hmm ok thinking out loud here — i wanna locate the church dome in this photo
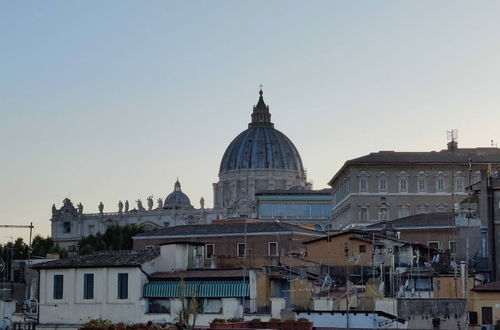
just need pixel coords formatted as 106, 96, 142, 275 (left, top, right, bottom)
164, 180, 193, 209
219, 89, 305, 174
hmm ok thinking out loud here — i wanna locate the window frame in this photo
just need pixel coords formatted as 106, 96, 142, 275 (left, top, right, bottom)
117, 273, 129, 300
205, 243, 215, 259
62, 222, 71, 233
359, 177, 368, 192
399, 178, 408, 193
359, 207, 368, 221
53, 274, 64, 300
237, 243, 246, 258
268, 242, 278, 257
83, 273, 94, 300
378, 177, 387, 192
428, 241, 440, 251
448, 241, 456, 255
436, 177, 445, 192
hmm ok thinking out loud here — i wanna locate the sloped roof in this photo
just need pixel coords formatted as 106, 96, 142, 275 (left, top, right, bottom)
366, 212, 456, 229
134, 222, 324, 239
32, 249, 159, 269
329, 147, 500, 185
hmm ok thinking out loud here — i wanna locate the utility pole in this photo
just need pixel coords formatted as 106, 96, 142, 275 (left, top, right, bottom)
0, 223, 34, 300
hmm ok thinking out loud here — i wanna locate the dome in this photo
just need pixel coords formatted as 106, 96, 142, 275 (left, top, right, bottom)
219, 89, 305, 174
164, 180, 193, 209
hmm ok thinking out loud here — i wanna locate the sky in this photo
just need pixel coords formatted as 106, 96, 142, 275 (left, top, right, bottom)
1, 1, 500, 243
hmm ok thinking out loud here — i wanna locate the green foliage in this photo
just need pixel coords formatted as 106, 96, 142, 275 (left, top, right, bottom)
79, 318, 112, 330
0, 235, 68, 278
78, 225, 145, 255
175, 278, 199, 330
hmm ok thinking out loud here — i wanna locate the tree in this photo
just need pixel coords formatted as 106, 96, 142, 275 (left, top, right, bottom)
77, 225, 145, 255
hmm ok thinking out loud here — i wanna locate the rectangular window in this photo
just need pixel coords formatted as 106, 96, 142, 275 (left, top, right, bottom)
359, 178, 368, 192
359, 245, 366, 253
117, 273, 128, 299
63, 222, 71, 233
482, 306, 492, 325
359, 207, 368, 221
468, 311, 478, 325
237, 243, 246, 258
437, 178, 445, 191
202, 298, 223, 314
268, 242, 278, 256
206, 244, 215, 259
455, 177, 464, 191
418, 178, 426, 192
379, 208, 388, 221
379, 178, 386, 192
148, 299, 171, 313
53, 274, 64, 300
428, 241, 440, 251
449, 241, 456, 255
87, 225, 94, 234
399, 179, 408, 192
83, 273, 94, 299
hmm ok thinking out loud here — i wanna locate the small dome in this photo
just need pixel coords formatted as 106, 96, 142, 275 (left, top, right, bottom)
164, 180, 193, 209
219, 89, 304, 174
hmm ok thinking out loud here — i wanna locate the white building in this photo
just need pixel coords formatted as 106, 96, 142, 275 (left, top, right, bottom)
33, 244, 264, 329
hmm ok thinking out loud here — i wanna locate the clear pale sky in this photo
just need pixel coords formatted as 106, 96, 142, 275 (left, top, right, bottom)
1, 1, 500, 243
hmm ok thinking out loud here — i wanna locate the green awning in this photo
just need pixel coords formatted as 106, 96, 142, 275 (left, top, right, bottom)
143, 280, 249, 298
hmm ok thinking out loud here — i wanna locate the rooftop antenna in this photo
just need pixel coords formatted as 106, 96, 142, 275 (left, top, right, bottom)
447, 129, 458, 150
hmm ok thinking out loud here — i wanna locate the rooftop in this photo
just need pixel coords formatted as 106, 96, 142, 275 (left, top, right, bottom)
365, 212, 456, 230
134, 221, 324, 239
32, 249, 159, 269
329, 146, 500, 185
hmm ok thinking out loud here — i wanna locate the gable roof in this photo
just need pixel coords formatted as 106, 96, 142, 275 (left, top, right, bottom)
32, 249, 159, 269
134, 222, 324, 239
329, 147, 500, 185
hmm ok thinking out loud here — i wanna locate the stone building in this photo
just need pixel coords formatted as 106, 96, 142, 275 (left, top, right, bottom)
51, 89, 314, 248
213, 89, 311, 217
328, 142, 500, 227
51, 180, 223, 249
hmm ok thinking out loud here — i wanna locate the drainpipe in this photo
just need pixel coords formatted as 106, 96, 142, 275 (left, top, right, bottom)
36, 269, 40, 325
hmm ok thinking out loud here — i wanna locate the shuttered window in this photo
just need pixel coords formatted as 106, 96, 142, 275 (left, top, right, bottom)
53, 274, 64, 300
118, 273, 128, 299
83, 273, 94, 299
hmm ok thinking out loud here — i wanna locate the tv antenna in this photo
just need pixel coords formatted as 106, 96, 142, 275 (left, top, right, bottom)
447, 129, 458, 143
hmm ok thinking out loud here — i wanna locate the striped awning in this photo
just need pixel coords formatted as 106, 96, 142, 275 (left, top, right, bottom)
143, 280, 249, 298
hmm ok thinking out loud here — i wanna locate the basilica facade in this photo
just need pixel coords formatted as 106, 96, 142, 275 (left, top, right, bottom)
50, 89, 313, 249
